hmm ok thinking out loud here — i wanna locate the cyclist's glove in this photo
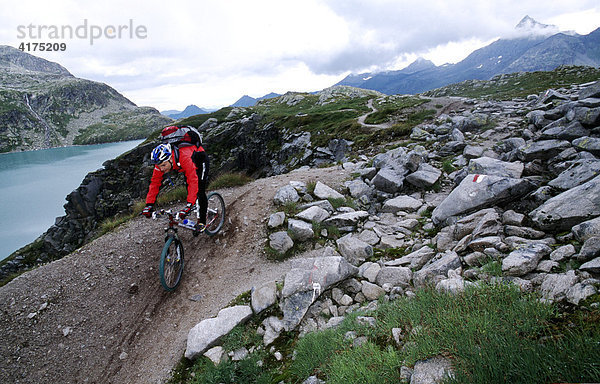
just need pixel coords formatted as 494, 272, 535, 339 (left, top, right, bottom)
142, 204, 154, 218
178, 202, 194, 220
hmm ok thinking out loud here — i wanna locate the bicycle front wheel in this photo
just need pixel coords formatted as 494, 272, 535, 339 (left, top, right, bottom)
205, 192, 225, 236
159, 236, 184, 291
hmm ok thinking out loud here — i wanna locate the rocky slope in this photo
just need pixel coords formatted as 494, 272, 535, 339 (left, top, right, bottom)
176, 79, 600, 383
0, 46, 171, 152
1, 77, 599, 383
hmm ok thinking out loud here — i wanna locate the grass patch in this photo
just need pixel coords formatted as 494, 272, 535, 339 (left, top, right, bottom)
422, 65, 600, 100
156, 185, 188, 206
291, 283, 600, 384
328, 196, 356, 210
325, 342, 402, 384
441, 157, 457, 174
290, 328, 349, 380
185, 354, 274, 384
208, 172, 253, 190
376, 283, 600, 384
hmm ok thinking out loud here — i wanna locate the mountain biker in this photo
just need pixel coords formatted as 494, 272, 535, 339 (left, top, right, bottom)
141, 141, 209, 231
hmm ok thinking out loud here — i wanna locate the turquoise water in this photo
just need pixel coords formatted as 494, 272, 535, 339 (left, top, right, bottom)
0, 140, 144, 260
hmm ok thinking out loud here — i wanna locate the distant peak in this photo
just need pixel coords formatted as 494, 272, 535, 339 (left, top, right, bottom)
513, 15, 559, 37
400, 57, 436, 74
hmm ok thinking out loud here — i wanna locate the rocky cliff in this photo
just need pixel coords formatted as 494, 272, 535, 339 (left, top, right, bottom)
0, 46, 171, 152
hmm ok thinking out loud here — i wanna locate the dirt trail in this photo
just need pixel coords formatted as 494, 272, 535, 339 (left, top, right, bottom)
357, 99, 394, 130
0, 166, 351, 384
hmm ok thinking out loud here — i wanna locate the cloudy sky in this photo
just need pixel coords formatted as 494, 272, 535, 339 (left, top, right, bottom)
2, 0, 599, 111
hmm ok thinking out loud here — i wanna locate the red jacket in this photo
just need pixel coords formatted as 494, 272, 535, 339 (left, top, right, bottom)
146, 146, 204, 205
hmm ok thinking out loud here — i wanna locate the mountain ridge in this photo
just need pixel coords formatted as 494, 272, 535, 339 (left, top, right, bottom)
0, 46, 171, 152
336, 18, 600, 95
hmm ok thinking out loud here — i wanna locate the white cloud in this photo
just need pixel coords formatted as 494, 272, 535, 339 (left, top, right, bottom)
1, 0, 599, 110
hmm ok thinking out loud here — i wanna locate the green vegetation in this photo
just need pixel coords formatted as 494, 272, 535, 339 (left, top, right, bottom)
175, 89, 436, 165
171, 283, 599, 384
208, 172, 253, 190
364, 96, 428, 125
423, 65, 600, 100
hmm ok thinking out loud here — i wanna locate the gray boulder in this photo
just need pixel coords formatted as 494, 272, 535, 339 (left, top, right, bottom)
314, 181, 344, 200
467, 157, 524, 178
288, 219, 314, 241
185, 306, 253, 359
548, 159, 600, 190
251, 281, 278, 314
550, 244, 576, 262
381, 195, 423, 213
281, 256, 358, 330
530, 174, 600, 232
361, 281, 386, 301
580, 257, 600, 273
323, 210, 369, 228
269, 231, 294, 254
432, 174, 533, 225
579, 81, 600, 99
385, 246, 436, 270
573, 136, 600, 156
410, 356, 454, 384
453, 208, 500, 240
576, 237, 600, 262
572, 216, 600, 242
336, 234, 374, 266
570, 106, 600, 126
375, 266, 412, 288
413, 251, 462, 288
296, 206, 330, 223
274, 185, 300, 205
268, 212, 286, 228
539, 271, 579, 303
345, 179, 372, 198
300, 200, 335, 213
566, 282, 598, 305
371, 168, 405, 193
541, 120, 590, 141
406, 163, 442, 188
502, 243, 551, 276
517, 140, 571, 162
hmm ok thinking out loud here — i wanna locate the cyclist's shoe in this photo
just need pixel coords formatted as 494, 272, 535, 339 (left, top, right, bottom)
178, 202, 194, 220
142, 204, 154, 218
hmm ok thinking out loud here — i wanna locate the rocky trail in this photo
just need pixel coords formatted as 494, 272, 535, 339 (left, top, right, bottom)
0, 166, 351, 384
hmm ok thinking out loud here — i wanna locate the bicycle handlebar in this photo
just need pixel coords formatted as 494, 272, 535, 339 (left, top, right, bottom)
152, 209, 199, 231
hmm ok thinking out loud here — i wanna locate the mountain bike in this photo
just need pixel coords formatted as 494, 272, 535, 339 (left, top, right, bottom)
152, 192, 226, 291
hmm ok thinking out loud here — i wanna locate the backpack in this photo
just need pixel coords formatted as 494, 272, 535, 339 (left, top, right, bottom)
160, 125, 202, 149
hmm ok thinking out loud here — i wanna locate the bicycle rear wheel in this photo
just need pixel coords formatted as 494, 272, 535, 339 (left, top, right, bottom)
159, 236, 184, 291
205, 192, 225, 236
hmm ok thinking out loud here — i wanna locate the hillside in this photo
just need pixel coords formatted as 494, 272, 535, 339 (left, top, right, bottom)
1, 69, 599, 383
2, 67, 599, 283
0, 46, 172, 152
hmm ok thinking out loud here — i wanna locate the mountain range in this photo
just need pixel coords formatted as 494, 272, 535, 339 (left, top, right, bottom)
231, 92, 281, 107
0, 46, 171, 152
336, 16, 600, 95
162, 105, 214, 119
